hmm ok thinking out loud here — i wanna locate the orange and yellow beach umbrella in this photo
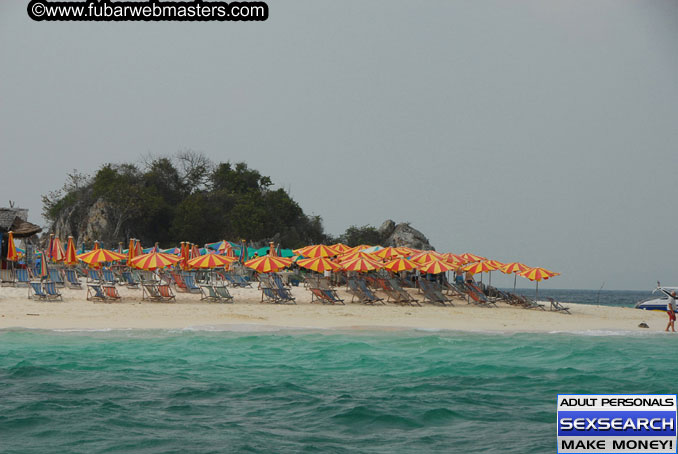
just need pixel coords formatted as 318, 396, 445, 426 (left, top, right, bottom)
245, 255, 293, 273
383, 257, 416, 273
410, 251, 444, 264
130, 252, 181, 270
340, 256, 382, 272
463, 260, 502, 287
500, 262, 530, 292
6, 231, 18, 262
294, 244, 338, 258
187, 253, 237, 269
77, 249, 126, 267
441, 253, 464, 266
64, 236, 78, 266
336, 250, 379, 264
374, 247, 406, 260
520, 267, 559, 282
462, 260, 499, 274
460, 253, 486, 264
331, 243, 351, 254
417, 259, 457, 275
297, 256, 342, 274
519, 266, 560, 300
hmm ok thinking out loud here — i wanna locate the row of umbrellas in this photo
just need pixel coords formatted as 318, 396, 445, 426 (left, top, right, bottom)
4, 234, 559, 294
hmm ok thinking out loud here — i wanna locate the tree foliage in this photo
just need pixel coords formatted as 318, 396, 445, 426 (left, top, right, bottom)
43, 153, 330, 248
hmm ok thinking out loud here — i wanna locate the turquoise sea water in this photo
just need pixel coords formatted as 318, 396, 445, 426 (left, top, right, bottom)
2, 328, 677, 453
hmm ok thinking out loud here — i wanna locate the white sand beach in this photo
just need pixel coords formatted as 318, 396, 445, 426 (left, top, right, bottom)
0, 285, 667, 333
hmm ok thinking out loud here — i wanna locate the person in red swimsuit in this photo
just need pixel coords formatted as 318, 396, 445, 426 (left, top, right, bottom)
666, 291, 676, 332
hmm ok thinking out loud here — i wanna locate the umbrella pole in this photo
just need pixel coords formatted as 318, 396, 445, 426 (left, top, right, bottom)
536, 281, 539, 301
513, 274, 517, 293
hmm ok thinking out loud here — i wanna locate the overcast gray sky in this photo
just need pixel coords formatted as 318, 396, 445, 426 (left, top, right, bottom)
1, 0, 677, 290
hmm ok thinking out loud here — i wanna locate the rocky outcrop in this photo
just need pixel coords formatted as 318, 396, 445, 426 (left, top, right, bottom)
51, 198, 116, 248
378, 219, 435, 251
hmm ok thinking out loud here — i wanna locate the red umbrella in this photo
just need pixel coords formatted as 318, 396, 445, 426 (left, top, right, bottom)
6, 231, 18, 262
64, 236, 78, 266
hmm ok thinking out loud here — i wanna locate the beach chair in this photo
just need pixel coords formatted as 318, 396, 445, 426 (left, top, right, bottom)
182, 273, 201, 293
226, 273, 252, 288
419, 279, 454, 306
387, 277, 421, 306
87, 269, 102, 283
15, 268, 31, 287
347, 278, 384, 305
309, 287, 345, 305
138, 270, 157, 283
547, 298, 571, 314
261, 286, 282, 304
48, 269, 65, 288
28, 282, 47, 300
44, 281, 63, 301
103, 285, 121, 301
1, 268, 16, 286
87, 284, 107, 302
121, 271, 140, 289
269, 274, 296, 303
309, 287, 333, 304
464, 282, 497, 307
170, 271, 189, 292
142, 282, 163, 301
101, 268, 118, 286
214, 285, 234, 303
64, 268, 82, 289
200, 285, 220, 302
511, 293, 545, 310
158, 284, 176, 302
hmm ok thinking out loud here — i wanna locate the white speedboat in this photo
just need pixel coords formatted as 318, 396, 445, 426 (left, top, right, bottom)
635, 285, 678, 312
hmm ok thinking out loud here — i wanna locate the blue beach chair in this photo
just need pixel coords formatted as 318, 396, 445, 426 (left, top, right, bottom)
29, 282, 47, 300
15, 268, 31, 287
44, 281, 63, 301
64, 268, 82, 289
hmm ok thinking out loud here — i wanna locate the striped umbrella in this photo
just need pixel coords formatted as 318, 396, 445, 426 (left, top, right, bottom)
245, 255, 293, 273
6, 231, 18, 262
297, 256, 342, 273
500, 262, 529, 292
374, 247, 405, 260
294, 244, 338, 258
463, 260, 499, 274
520, 267, 560, 300
134, 240, 142, 257
130, 252, 181, 270
331, 243, 351, 254
40, 249, 49, 279
64, 236, 78, 266
441, 253, 464, 265
336, 250, 379, 263
77, 249, 126, 267
216, 240, 232, 253
93, 241, 100, 250
383, 257, 416, 273
50, 236, 66, 262
460, 253, 486, 263
410, 251, 444, 264
463, 260, 501, 287
127, 238, 136, 263
417, 259, 457, 274
340, 256, 382, 272
187, 253, 237, 269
